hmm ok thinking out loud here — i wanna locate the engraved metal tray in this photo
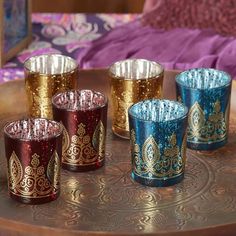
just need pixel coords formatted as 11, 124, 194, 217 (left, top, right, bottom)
0, 69, 236, 236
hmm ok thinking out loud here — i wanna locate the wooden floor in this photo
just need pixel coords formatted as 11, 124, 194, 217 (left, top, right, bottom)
32, 0, 145, 13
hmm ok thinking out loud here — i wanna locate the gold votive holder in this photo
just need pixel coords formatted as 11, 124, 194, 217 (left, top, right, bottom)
109, 59, 164, 139
24, 54, 78, 119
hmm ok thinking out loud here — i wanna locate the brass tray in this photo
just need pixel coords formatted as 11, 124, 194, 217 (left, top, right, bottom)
0, 69, 236, 236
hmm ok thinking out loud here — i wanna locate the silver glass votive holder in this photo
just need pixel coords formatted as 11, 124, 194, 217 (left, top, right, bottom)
176, 68, 232, 150
128, 99, 188, 187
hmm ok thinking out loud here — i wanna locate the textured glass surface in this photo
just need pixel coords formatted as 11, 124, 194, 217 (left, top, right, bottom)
24, 54, 77, 74
52, 90, 107, 111
176, 68, 231, 89
129, 99, 188, 122
4, 118, 62, 140
109, 59, 163, 80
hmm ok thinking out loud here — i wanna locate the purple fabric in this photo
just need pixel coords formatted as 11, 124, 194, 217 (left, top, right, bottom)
0, 13, 138, 83
79, 20, 236, 79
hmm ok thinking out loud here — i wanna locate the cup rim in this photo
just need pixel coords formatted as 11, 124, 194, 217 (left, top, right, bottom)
24, 54, 78, 76
128, 99, 188, 123
108, 58, 164, 81
175, 68, 232, 91
52, 89, 108, 112
4, 118, 63, 141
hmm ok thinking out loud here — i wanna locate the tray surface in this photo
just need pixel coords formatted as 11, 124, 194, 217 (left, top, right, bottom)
0, 69, 236, 236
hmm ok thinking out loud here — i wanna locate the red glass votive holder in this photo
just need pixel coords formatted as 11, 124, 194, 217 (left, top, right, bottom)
52, 89, 108, 172
4, 118, 63, 204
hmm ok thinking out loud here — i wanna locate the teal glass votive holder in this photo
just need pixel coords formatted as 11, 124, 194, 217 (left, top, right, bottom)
128, 99, 188, 187
176, 68, 232, 150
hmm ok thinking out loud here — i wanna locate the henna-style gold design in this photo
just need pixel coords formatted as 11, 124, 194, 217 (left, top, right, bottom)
8, 153, 54, 198
8, 151, 23, 192
63, 123, 97, 166
188, 101, 227, 143
92, 121, 106, 161
142, 136, 160, 176
47, 151, 60, 191
131, 132, 185, 178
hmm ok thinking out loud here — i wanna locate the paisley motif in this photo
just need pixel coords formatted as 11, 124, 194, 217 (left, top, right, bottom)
131, 131, 186, 179
188, 102, 205, 138
8, 151, 23, 192
142, 136, 160, 165
47, 151, 60, 191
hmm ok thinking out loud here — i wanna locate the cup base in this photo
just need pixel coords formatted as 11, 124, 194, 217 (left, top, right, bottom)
131, 172, 184, 187
62, 159, 105, 172
9, 191, 60, 204
187, 139, 227, 151
112, 126, 130, 139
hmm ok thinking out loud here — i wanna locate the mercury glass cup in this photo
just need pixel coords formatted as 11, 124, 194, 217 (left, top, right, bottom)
109, 59, 164, 139
52, 89, 108, 172
176, 68, 232, 150
128, 99, 188, 187
24, 54, 78, 119
4, 118, 63, 204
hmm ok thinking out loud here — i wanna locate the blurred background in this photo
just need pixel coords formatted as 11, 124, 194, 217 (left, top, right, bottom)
32, 0, 145, 13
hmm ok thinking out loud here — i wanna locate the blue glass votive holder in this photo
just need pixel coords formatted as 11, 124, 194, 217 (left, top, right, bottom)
176, 68, 232, 150
128, 99, 188, 187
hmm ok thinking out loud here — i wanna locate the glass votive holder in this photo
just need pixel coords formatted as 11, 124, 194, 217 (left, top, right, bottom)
4, 118, 63, 204
176, 68, 232, 150
24, 54, 78, 119
52, 89, 108, 172
109, 59, 164, 139
128, 99, 188, 187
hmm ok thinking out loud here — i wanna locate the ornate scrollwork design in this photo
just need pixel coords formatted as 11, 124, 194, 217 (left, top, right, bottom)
8, 152, 57, 198
131, 131, 185, 179
188, 100, 227, 143
63, 123, 97, 165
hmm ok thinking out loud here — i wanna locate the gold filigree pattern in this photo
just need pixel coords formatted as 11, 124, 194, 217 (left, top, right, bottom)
130, 131, 185, 178
188, 101, 227, 143
142, 136, 160, 176
63, 123, 97, 165
92, 121, 106, 161
8, 153, 55, 198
